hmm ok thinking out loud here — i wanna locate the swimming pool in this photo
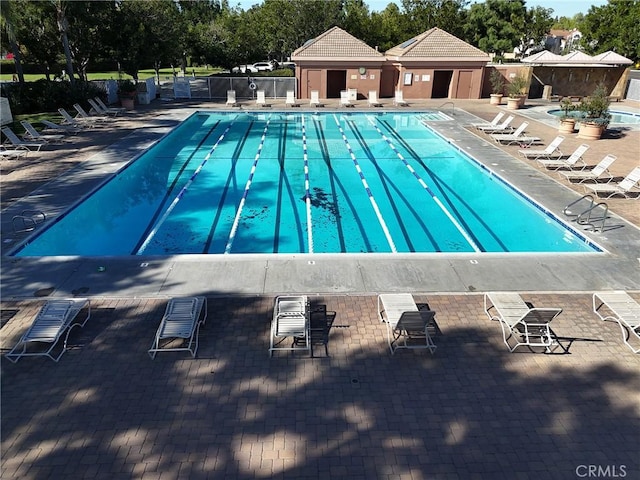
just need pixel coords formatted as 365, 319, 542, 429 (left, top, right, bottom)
13, 111, 598, 256
548, 109, 640, 125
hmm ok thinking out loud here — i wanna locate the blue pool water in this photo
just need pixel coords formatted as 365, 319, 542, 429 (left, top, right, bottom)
14, 111, 597, 255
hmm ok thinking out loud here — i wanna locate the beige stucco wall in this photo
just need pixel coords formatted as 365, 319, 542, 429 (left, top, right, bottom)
388, 61, 486, 99
295, 61, 384, 99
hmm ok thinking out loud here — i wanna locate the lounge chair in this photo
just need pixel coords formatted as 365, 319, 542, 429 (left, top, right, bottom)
491, 122, 540, 145
88, 98, 120, 117
340, 90, 354, 107
593, 291, 640, 353
471, 111, 505, 129
19, 120, 66, 144
518, 135, 565, 160
484, 292, 563, 353
285, 90, 300, 107
393, 90, 409, 106
226, 90, 238, 107
148, 297, 207, 358
269, 296, 309, 356
40, 119, 82, 134
58, 108, 95, 128
310, 90, 323, 107
368, 90, 382, 107
74, 103, 109, 122
559, 154, 616, 183
5, 298, 91, 363
582, 166, 640, 199
1, 127, 45, 151
94, 97, 126, 114
0, 147, 29, 159
377, 294, 436, 355
476, 115, 514, 133
256, 90, 270, 107
536, 143, 589, 170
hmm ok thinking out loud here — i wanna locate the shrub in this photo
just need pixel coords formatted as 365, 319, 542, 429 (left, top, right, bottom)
1, 80, 104, 115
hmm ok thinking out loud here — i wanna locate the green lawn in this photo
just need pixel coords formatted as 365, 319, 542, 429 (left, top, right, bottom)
0, 66, 225, 82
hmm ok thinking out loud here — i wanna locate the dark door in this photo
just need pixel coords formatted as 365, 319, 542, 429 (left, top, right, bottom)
327, 70, 346, 98
432, 70, 453, 98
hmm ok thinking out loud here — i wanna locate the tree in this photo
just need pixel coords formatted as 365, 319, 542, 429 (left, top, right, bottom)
516, 5, 554, 58
401, 0, 469, 39
581, 0, 640, 62
466, 0, 527, 57
51, 0, 75, 85
369, 3, 406, 52
1, 0, 26, 83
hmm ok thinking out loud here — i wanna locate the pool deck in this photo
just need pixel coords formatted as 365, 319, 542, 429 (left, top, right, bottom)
2, 97, 639, 479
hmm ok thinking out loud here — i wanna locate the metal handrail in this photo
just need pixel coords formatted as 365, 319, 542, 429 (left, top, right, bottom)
12, 210, 46, 233
439, 101, 455, 116
563, 194, 594, 219
577, 202, 609, 233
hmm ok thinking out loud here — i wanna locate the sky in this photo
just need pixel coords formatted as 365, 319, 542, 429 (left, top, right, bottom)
236, 0, 609, 19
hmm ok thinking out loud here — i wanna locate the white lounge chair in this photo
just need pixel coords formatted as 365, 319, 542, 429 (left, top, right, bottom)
368, 90, 382, 107
74, 103, 109, 122
5, 299, 91, 363
476, 115, 514, 133
58, 108, 95, 128
285, 90, 300, 107
377, 294, 436, 355
148, 297, 207, 358
310, 90, 323, 107
1, 127, 45, 151
256, 90, 270, 107
340, 90, 354, 107
269, 296, 309, 357
593, 291, 640, 353
40, 119, 82, 134
582, 166, 640, 199
0, 146, 29, 159
537, 143, 590, 170
518, 135, 564, 160
88, 98, 120, 117
559, 154, 616, 184
94, 97, 126, 114
491, 122, 540, 145
484, 292, 563, 353
393, 90, 408, 106
19, 120, 65, 144
471, 111, 505, 129
226, 90, 238, 107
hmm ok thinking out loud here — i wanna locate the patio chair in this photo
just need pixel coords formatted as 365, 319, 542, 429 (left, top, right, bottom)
559, 154, 616, 184
593, 291, 640, 353
269, 295, 309, 357
393, 90, 409, 106
582, 166, 640, 199
471, 111, 505, 129
368, 90, 383, 107
377, 294, 436, 355
19, 120, 66, 144
536, 143, 589, 170
40, 119, 82, 134
94, 97, 126, 115
484, 292, 562, 353
518, 135, 565, 160
490, 122, 540, 145
285, 90, 300, 107
148, 296, 207, 358
476, 115, 514, 133
256, 90, 271, 107
88, 98, 120, 117
58, 108, 95, 128
310, 90, 323, 107
226, 90, 238, 107
5, 298, 91, 363
340, 90, 354, 107
74, 103, 109, 122
1, 127, 45, 151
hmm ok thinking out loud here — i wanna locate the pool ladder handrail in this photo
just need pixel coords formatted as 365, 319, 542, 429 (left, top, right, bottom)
439, 101, 455, 117
12, 210, 46, 233
563, 195, 608, 232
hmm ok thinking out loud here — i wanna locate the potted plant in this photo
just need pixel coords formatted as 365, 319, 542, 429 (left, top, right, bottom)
506, 74, 528, 110
577, 84, 611, 140
489, 69, 505, 105
117, 79, 137, 110
558, 98, 577, 134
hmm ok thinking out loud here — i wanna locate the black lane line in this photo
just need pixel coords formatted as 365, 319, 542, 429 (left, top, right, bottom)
345, 120, 417, 252
131, 120, 221, 254
202, 119, 255, 253
380, 119, 490, 251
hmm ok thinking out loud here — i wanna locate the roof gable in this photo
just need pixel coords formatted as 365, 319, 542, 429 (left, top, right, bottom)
386, 27, 489, 60
592, 51, 633, 65
292, 26, 383, 59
